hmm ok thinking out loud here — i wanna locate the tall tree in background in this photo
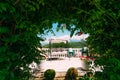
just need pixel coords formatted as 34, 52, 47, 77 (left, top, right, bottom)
52, 42, 68, 48
0, 0, 120, 80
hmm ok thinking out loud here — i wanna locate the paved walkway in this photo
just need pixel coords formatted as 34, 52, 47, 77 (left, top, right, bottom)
32, 70, 87, 80
31, 57, 91, 80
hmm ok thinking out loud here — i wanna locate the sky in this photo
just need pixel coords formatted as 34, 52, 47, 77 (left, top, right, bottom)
41, 23, 89, 45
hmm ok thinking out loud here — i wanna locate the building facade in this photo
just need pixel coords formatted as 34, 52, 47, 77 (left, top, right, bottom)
40, 48, 86, 58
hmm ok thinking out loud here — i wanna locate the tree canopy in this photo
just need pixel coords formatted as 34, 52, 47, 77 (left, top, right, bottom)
43, 41, 87, 48
0, 0, 120, 80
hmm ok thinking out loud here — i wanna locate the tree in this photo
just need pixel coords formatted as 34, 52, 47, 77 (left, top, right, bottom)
0, 0, 120, 80
0, 0, 46, 80
51, 42, 67, 48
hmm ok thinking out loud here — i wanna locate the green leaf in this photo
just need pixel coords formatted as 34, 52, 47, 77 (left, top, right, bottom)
9, 71, 15, 80
0, 54, 8, 63
0, 69, 8, 80
0, 3, 8, 12
110, 75, 116, 80
10, 35, 19, 43
9, 6, 16, 13
0, 27, 9, 33
16, 21, 27, 29
118, 10, 120, 17
0, 46, 8, 53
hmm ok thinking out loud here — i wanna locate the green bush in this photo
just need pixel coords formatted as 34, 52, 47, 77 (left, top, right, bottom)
65, 67, 78, 80
43, 69, 56, 80
79, 72, 94, 80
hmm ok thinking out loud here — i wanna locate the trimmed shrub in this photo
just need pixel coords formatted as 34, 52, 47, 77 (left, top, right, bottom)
65, 67, 78, 80
43, 69, 56, 80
